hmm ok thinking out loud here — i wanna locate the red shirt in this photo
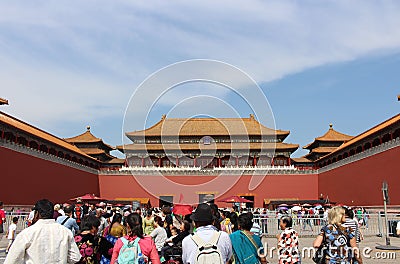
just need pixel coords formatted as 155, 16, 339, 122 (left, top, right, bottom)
0, 209, 5, 224
111, 235, 161, 264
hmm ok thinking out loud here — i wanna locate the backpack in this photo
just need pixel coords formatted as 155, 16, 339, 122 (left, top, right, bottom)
117, 237, 142, 264
191, 231, 224, 264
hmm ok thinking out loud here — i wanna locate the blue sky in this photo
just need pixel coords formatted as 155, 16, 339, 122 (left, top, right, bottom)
0, 1, 399, 157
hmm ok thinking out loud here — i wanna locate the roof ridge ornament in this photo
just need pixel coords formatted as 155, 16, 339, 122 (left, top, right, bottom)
86, 125, 91, 132
329, 123, 333, 129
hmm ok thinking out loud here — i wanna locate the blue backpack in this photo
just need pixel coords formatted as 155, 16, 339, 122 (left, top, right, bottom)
117, 237, 142, 264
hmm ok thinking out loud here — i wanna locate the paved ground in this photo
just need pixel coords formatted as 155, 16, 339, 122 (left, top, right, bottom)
1, 233, 400, 263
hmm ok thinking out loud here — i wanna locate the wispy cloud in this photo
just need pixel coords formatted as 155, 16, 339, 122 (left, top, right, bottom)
1, 0, 400, 139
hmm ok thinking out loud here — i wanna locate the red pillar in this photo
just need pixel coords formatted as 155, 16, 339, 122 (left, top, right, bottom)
253, 156, 257, 166
271, 157, 274, 166
287, 157, 291, 166
176, 157, 179, 167
158, 157, 162, 167
141, 157, 145, 167
390, 132, 393, 140
194, 157, 197, 167
218, 157, 221, 167
1, 130, 4, 139
235, 157, 239, 167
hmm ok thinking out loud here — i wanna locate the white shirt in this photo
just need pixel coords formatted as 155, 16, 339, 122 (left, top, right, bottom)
7, 223, 16, 239
4, 219, 81, 264
182, 225, 232, 264
150, 226, 167, 251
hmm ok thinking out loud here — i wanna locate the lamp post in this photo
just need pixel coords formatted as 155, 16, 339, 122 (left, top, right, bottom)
376, 181, 400, 250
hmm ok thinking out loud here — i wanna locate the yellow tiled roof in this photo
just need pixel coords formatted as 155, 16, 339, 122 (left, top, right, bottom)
0, 98, 8, 105
119, 142, 299, 152
291, 157, 312, 163
318, 113, 400, 161
0, 111, 97, 161
65, 127, 115, 150
126, 115, 290, 137
304, 124, 353, 149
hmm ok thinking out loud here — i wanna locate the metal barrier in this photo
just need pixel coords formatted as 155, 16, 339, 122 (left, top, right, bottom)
2, 212, 399, 238
2, 213, 30, 233
253, 213, 400, 238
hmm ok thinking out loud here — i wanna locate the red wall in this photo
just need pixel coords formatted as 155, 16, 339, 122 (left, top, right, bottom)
99, 173, 318, 208
0, 147, 99, 205
319, 146, 400, 206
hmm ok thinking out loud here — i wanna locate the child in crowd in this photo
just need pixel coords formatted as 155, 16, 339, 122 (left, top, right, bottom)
5, 217, 18, 254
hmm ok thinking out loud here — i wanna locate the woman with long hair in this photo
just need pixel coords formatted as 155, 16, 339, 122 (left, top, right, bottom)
143, 209, 155, 235
110, 213, 160, 264
100, 213, 126, 264
313, 206, 363, 264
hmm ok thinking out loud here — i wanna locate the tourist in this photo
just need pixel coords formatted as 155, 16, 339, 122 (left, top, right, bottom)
220, 211, 233, 234
74, 214, 113, 264
53, 204, 64, 219
230, 213, 267, 264
313, 206, 363, 264
182, 203, 232, 264
100, 213, 125, 264
210, 203, 222, 230
4, 199, 81, 264
248, 212, 262, 237
396, 220, 400, 236
0, 201, 5, 239
362, 209, 369, 229
162, 206, 174, 237
301, 209, 313, 231
229, 211, 239, 233
150, 215, 168, 256
96, 208, 108, 236
143, 209, 155, 235
342, 207, 362, 244
5, 216, 18, 254
161, 220, 190, 262
111, 213, 161, 264
260, 208, 269, 234
57, 204, 79, 234
107, 213, 126, 238
26, 206, 35, 227
277, 216, 299, 264
75, 199, 84, 225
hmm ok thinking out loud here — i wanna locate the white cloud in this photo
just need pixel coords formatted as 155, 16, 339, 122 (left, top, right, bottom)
1, 0, 400, 131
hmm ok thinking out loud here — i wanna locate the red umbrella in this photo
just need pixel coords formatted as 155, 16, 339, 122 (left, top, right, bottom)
172, 204, 193, 216
217, 196, 253, 203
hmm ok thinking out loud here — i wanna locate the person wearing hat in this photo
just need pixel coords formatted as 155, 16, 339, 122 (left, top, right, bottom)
182, 203, 232, 264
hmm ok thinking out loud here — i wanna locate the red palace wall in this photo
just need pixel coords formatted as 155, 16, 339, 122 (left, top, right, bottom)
99, 173, 318, 208
319, 146, 400, 206
0, 147, 99, 205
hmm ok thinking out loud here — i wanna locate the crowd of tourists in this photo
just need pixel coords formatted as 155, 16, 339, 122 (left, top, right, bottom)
0, 199, 387, 264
